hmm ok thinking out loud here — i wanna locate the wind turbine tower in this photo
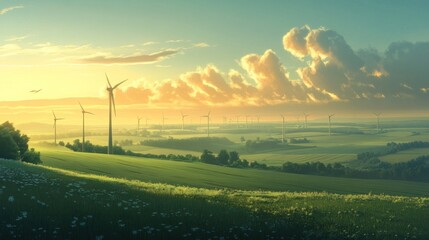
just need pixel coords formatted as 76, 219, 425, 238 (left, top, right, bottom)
180, 111, 188, 130
79, 102, 94, 152
161, 113, 167, 133
137, 116, 141, 131
374, 112, 381, 133
281, 114, 285, 143
52, 111, 64, 145
201, 111, 211, 137
105, 74, 127, 155
304, 113, 309, 128
328, 114, 335, 136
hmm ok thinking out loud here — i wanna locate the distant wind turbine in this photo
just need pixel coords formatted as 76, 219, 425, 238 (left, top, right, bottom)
328, 114, 335, 136
52, 110, 64, 145
180, 111, 188, 130
245, 115, 250, 128
281, 114, 285, 143
162, 113, 167, 133
79, 102, 94, 152
137, 116, 142, 131
374, 112, 381, 133
30, 89, 42, 93
201, 111, 211, 137
304, 113, 309, 128
106, 74, 127, 154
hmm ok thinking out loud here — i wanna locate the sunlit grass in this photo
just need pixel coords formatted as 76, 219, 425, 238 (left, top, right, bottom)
1, 159, 428, 239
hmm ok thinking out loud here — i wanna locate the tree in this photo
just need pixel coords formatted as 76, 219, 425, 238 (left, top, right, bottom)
1, 121, 29, 157
200, 149, 216, 164
0, 127, 19, 160
229, 151, 239, 164
217, 150, 229, 165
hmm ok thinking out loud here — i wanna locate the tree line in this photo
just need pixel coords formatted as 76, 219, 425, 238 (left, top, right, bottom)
63, 139, 198, 161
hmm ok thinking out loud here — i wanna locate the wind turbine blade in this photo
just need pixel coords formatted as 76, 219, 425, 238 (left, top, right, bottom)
111, 93, 117, 116
208, 111, 211, 117
113, 79, 128, 89
79, 102, 84, 112
52, 110, 56, 119
105, 73, 112, 88
57, 118, 64, 120
85, 111, 94, 115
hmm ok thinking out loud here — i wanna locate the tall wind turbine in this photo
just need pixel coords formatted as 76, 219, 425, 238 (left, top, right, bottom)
304, 113, 310, 128
281, 114, 285, 143
137, 116, 141, 131
180, 111, 188, 130
328, 114, 335, 136
201, 111, 211, 137
106, 74, 127, 155
374, 112, 381, 133
79, 102, 94, 152
52, 111, 64, 145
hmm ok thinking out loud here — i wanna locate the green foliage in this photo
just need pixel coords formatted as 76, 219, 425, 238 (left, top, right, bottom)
22, 148, 42, 164
245, 138, 284, 152
64, 139, 199, 161
0, 121, 40, 164
200, 149, 216, 164
216, 150, 229, 165
0, 127, 19, 160
1, 121, 29, 156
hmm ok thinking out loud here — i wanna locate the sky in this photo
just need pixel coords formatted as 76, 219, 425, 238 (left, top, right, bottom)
1, 0, 429, 125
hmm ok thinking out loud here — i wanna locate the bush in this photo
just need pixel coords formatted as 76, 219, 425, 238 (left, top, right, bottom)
22, 148, 42, 164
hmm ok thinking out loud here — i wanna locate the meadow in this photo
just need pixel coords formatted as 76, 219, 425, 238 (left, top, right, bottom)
1, 159, 428, 239
2, 119, 428, 239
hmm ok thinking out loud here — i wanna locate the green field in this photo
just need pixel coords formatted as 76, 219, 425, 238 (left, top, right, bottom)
36, 144, 429, 196
1, 158, 429, 239
4, 121, 428, 238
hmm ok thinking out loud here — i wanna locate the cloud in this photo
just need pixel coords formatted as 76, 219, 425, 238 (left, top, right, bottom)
113, 49, 334, 107
0, 5, 23, 15
194, 42, 210, 48
5, 36, 28, 42
142, 41, 158, 46
79, 50, 179, 65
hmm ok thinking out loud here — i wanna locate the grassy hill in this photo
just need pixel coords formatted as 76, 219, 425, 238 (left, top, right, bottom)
37, 145, 429, 196
1, 158, 428, 239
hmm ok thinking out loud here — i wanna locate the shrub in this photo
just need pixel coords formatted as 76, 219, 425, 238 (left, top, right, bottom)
22, 148, 42, 164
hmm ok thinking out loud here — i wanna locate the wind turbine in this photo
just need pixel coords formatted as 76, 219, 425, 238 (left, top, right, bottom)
180, 111, 188, 130
79, 102, 94, 152
201, 111, 211, 137
374, 112, 381, 133
328, 114, 335, 136
52, 111, 64, 145
161, 113, 167, 133
281, 114, 285, 143
304, 113, 309, 128
245, 115, 250, 128
106, 74, 127, 154
137, 116, 142, 131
